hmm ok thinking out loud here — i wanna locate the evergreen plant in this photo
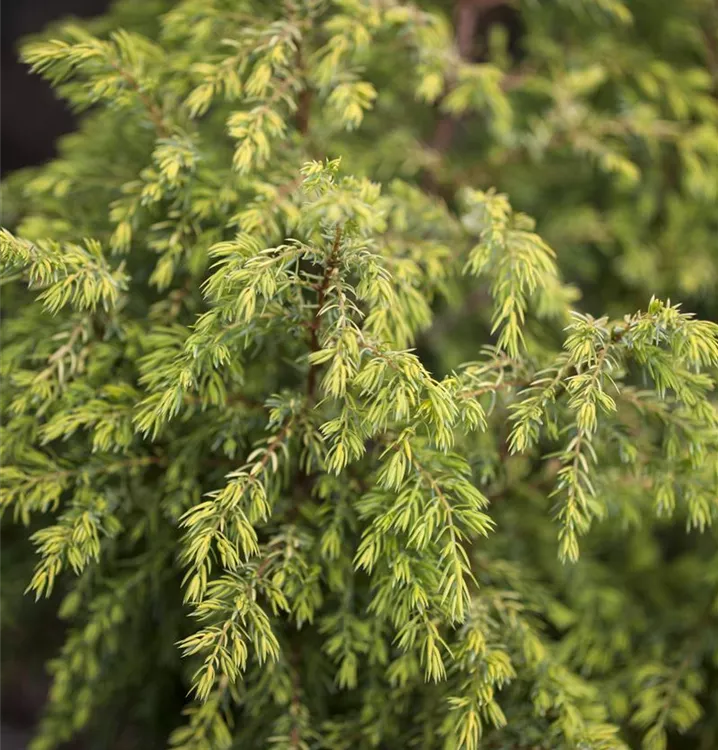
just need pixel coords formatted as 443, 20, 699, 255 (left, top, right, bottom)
2, 1, 718, 749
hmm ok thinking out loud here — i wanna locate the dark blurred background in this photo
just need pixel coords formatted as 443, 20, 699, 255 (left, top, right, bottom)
1, 0, 111, 175
2, 2, 111, 746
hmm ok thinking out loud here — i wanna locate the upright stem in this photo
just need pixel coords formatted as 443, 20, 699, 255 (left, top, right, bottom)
295, 45, 313, 136
306, 225, 343, 402
429, 0, 490, 155
423, 0, 519, 199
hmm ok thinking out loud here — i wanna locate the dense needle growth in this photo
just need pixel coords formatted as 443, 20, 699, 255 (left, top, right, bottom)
2, 1, 718, 749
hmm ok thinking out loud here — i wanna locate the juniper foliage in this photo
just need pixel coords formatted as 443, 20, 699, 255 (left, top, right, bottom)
2, 1, 718, 749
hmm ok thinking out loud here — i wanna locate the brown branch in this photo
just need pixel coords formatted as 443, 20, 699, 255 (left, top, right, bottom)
256, 174, 304, 217
294, 43, 313, 136
423, 0, 486, 194
255, 555, 273, 580
430, 0, 505, 152
296, 88, 313, 136
35, 320, 89, 383
111, 63, 170, 138
460, 381, 518, 399
422, 0, 521, 200
257, 420, 295, 474
306, 225, 343, 402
